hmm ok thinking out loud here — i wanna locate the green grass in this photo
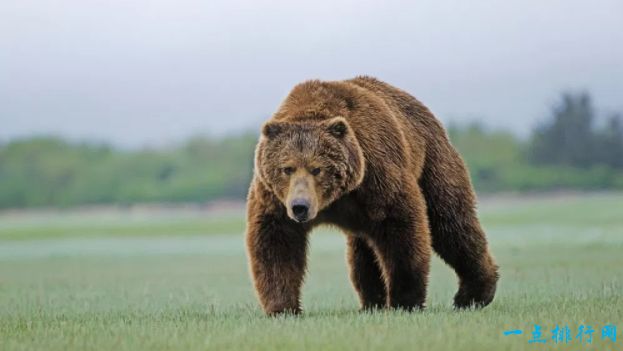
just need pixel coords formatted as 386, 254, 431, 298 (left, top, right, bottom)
0, 209, 245, 240
1, 193, 622, 350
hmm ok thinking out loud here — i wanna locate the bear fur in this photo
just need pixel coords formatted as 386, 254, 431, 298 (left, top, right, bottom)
246, 76, 499, 315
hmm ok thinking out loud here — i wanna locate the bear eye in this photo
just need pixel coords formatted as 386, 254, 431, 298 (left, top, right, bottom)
310, 167, 321, 176
283, 167, 295, 175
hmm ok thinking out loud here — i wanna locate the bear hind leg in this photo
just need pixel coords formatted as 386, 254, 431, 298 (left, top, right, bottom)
420, 149, 499, 309
346, 236, 387, 310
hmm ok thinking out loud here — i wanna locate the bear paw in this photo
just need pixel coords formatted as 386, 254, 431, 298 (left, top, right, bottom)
453, 273, 499, 309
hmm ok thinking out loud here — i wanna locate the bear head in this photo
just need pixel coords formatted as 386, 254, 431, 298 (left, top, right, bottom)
255, 116, 365, 223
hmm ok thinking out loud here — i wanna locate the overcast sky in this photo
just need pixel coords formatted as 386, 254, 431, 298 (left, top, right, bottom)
1, 0, 622, 147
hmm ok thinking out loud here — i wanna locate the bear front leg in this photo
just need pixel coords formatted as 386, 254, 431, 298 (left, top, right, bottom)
368, 190, 432, 310
246, 201, 309, 316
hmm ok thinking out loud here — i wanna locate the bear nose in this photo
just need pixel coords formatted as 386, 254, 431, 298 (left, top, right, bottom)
290, 199, 310, 222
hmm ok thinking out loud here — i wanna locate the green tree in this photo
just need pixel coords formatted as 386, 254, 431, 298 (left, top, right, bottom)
595, 114, 623, 169
529, 92, 596, 168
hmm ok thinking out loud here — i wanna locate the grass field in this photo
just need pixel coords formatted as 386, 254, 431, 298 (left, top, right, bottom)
1, 193, 622, 350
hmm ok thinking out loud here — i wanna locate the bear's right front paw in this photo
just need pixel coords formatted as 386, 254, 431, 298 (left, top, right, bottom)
265, 308, 301, 317
264, 302, 302, 316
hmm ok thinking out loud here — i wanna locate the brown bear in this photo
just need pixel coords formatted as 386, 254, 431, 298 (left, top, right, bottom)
246, 76, 499, 315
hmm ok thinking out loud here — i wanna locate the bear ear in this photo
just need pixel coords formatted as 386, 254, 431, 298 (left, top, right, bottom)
327, 117, 348, 138
262, 121, 285, 139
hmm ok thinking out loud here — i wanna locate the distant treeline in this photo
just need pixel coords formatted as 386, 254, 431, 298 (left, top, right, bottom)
1, 92, 622, 208
0, 134, 257, 208
450, 92, 623, 192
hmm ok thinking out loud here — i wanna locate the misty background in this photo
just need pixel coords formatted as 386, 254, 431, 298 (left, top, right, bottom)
2, 0, 622, 146
1, 0, 623, 208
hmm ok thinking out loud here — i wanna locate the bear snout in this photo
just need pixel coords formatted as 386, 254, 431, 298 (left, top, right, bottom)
290, 198, 311, 222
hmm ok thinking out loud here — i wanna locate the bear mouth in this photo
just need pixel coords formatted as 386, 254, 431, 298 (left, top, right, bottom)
291, 214, 310, 223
